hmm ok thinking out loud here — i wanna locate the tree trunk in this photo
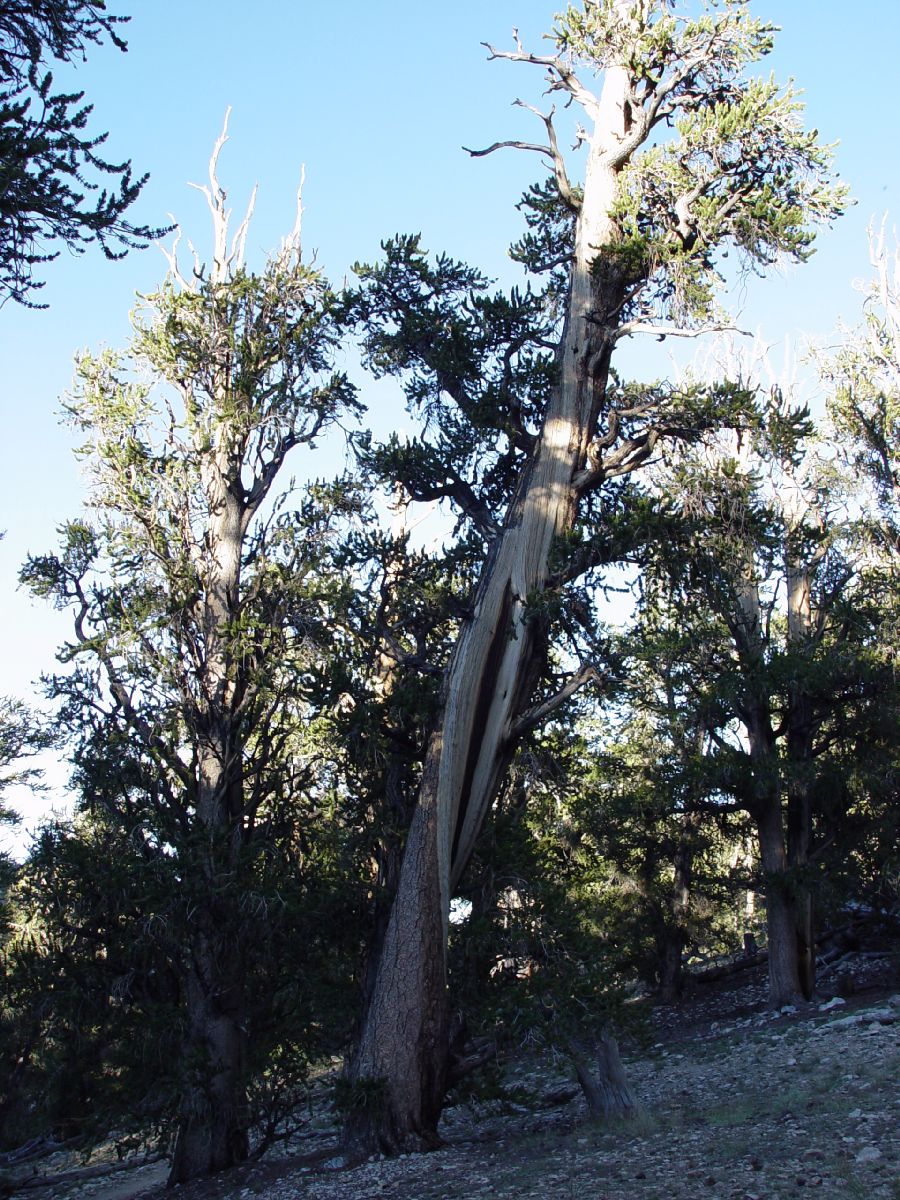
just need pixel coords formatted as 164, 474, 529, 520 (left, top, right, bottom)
784, 513, 817, 1001
168, 941, 248, 1186
657, 928, 686, 1005
169, 482, 251, 1184
341, 762, 449, 1161
656, 811, 698, 1003
786, 771, 815, 1000
733, 521, 808, 1009
567, 1033, 636, 1120
756, 794, 806, 1008
342, 54, 633, 1159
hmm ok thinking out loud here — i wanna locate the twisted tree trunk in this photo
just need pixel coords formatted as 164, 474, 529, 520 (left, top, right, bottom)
341, 59, 633, 1162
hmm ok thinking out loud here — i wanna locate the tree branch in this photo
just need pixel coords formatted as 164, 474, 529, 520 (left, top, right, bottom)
481, 31, 599, 117
509, 662, 603, 742
573, 430, 660, 496
515, 101, 579, 212
613, 320, 751, 343
406, 472, 500, 540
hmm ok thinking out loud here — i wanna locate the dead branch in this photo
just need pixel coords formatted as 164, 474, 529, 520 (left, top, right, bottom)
613, 320, 751, 343
6, 1154, 165, 1194
463, 139, 554, 160
509, 663, 603, 741
481, 31, 599, 118
516, 101, 580, 211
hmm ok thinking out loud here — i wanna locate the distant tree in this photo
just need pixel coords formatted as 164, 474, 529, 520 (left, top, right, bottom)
0, 695, 49, 914
817, 226, 900, 915
822, 222, 900, 557
449, 734, 641, 1121
642, 387, 894, 1006
0, 0, 167, 306
575, 657, 755, 1004
21, 126, 360, 1183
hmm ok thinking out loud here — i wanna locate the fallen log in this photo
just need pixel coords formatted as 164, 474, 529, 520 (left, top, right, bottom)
3, 1153, 164, 1195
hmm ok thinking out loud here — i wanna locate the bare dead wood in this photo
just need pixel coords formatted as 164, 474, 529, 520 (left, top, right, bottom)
446, 1038, 498, 1088
693, 947, 769, 983
508, 663, 603, 741
6, 1154, 165, 1194
567, 1033, 636, 1120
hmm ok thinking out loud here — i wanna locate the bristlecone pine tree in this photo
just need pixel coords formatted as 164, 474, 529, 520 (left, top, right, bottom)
342, 0, 845, 1160
22, 122, 360, 1184
638, 392, 860, 1007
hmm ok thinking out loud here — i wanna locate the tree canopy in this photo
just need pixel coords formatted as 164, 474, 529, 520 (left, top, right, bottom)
0, 0, 897, 1189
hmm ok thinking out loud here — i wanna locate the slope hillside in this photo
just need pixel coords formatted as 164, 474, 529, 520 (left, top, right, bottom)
7, 954, 898, 1200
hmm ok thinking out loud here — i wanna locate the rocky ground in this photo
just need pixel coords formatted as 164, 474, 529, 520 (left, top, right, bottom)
7, 952, 899, 1200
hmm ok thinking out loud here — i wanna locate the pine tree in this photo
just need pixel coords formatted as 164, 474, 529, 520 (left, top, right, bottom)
342, 0, 845, 1157
22, 125, 360, 1182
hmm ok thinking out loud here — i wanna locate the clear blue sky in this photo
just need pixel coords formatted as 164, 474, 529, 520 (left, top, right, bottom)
2, 0, 899, 843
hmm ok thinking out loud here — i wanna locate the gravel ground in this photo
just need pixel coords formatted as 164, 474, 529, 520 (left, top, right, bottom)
10, 969, 899, 1200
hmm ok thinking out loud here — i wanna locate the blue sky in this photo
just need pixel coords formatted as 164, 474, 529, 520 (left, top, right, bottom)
2, 0, 899, 842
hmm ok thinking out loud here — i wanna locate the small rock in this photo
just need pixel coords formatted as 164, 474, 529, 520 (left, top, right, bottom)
780, 1004, 798, 1015
863, 1007, 895, 1022
818, 996, 845, 1010
855, 1147, 882, 1164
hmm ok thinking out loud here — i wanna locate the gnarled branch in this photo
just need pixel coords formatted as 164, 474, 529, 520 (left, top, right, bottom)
481, 29, 600, 117
509, 662, 604, 742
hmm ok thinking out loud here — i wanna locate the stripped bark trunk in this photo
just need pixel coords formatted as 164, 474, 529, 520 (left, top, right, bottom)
568, 1033, 636, 1120
342, 57, 634, 1160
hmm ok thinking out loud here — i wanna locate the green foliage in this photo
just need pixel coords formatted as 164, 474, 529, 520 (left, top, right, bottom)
820, 228, 900, 558
0, 696, 52, 925
0, 0, 168, 306
550, 1, 847, 327
348, 233, 557, 539
0, 788, 359, 1150
13, 174, 365, 1157
333, 1074, 386, 1116
449, 737, 650, 1052
632, 387, 900, 942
